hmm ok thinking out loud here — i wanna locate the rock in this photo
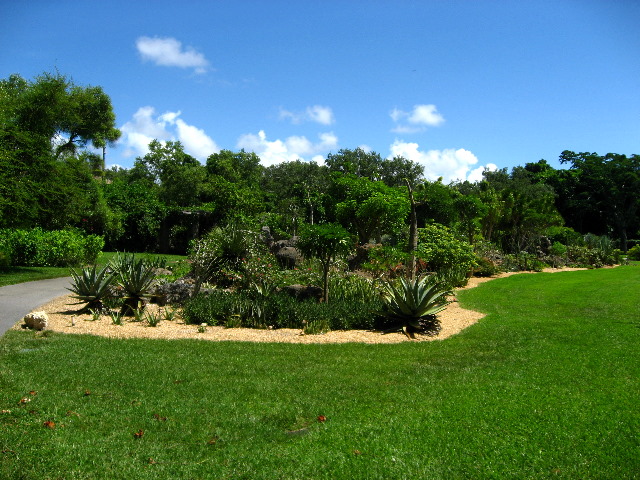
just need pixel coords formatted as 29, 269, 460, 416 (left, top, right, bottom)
24, 311, 49, 331
153, 268, 173, 276
152, 281, 194, 305
283, 284, 323, 302
275, 246, 302, 269
260, 226, 274, 249
152, 280, 214, 305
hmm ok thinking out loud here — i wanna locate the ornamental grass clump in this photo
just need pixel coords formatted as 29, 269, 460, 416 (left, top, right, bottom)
377, 275, 451, 337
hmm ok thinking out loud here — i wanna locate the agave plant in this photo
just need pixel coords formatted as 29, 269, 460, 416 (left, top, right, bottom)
115, 256, 158, 316
378, 275, 451, 337
67, 264, 115, 313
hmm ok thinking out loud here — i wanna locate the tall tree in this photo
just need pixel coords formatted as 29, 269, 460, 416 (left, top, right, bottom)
558, 151, 640, 251
0, 72, 121, 229
331, 174, 409, 244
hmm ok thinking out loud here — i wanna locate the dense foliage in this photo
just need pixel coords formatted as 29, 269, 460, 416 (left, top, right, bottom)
0, 227, 103, 267
2, 71, 638, 279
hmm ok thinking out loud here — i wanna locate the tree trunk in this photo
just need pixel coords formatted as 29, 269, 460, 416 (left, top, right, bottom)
405, 179, 418, 280
322, 263, 330, 303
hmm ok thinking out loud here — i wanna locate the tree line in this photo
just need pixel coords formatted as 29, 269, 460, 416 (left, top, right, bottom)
2, 72, 639, 256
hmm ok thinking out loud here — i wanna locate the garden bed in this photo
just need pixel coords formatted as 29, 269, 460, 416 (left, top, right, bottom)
14, 268, 587, 344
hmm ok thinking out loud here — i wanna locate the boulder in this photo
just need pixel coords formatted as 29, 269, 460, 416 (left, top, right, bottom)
283, 284, 323, 302
23, 311, 48, 331
275, 246, 302, 269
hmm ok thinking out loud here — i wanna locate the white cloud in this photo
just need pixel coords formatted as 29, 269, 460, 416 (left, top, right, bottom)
408, 104, 445, 126
136, 36, 210, 74
119, 106, 218, 160
279, 105, 335, 125
389, 140, 496, 183
237, 130, 338, 166
174, 119, 219, 159
390, 104, 444, 133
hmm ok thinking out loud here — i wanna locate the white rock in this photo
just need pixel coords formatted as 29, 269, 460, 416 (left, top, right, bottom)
23, 311, 49, 331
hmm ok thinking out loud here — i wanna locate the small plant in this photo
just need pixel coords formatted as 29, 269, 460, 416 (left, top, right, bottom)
303, 318, 331, 335
162, 307, 178, 322
67, 264, 115, 313
88, 309, 101, 321
225, 315, 243, 328
197, 323, 207, 333
145, 311, 161, 327
109, 311, 124, 326
377, 275, 451, 337
133, 309, 145, 322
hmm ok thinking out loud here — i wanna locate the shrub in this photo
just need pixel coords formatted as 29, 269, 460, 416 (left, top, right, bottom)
361, 245, 408, 278
501, 252, 546, 272
416, 224, 476, 275
627, 244, 640, 260
0, 227, 104, 267
473, 257, 500, 277
183, 287, 381, 332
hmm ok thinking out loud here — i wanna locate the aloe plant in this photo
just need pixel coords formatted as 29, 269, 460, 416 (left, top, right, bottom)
378, 275, 451, 337
67, 265, 115, 313
115, 256, 158, 316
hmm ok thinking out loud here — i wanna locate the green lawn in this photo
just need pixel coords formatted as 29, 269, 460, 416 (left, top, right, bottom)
0, 266, 638, 479
0, 252, 187, 287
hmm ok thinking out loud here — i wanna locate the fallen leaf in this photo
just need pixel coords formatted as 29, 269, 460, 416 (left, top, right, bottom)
66, 411, 81, 417
133, 429, 144, 439
83, 390, 91, 396
317, 415, 327, 423
1, 410, 11, 414
207, 436, 219, 445
43, 420, 55, 429
147, 457, 157, 464
153, 413, 167, 421
353, 450, 362, 456
29, 391, 37, 396
18, 397, 31, 405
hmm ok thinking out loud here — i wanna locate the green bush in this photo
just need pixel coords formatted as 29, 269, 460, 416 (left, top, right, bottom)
501, 252, 546, 272
0, 227, 104, 267
183, 287, 381, 332
627, 244, 640, 260
416, 224, 476, 275
473, 256, 500, 277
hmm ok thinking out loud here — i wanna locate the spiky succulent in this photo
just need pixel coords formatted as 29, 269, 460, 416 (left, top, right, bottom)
67, 264, 115, 313
378, 275, 451, 336
115, 256, 158, 316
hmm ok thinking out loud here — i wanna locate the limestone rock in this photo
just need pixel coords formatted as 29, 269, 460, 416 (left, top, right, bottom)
24, 311, 49, 331
283, 284, 323, 302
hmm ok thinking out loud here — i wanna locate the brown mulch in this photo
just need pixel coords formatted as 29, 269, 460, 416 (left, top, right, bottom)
15, 267, 587, 344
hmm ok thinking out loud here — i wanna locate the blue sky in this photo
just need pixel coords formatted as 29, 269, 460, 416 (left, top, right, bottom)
2, 0, 639, 182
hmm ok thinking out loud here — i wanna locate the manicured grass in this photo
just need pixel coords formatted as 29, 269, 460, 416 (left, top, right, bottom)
0, 266, 638, 479
0, 252, 187, 287
0, 266, 70, 287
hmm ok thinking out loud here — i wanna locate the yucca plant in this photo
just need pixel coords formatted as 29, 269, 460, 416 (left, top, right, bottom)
377, 275, 451, 337
115, 256, 158, 316
67, 265, 115, 313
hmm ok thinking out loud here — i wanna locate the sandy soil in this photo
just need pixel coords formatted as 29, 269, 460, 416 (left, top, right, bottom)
15, 267, 587, 344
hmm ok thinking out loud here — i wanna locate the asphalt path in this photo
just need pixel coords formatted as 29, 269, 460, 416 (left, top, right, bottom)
0, 277, 72, 336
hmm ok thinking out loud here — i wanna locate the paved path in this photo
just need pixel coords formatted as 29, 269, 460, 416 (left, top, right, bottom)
0, 277, 72, 336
